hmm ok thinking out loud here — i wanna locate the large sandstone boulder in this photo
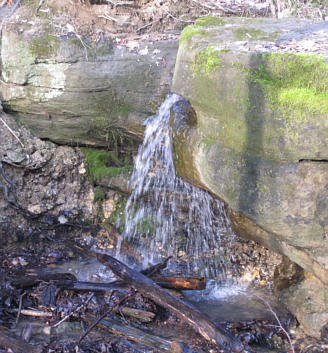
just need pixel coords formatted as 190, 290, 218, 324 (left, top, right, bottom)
171, 17, 328, 334
0, 9, 178, 146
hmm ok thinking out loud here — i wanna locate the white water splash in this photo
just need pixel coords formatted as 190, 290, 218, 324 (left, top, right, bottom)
122, 94, 234, 277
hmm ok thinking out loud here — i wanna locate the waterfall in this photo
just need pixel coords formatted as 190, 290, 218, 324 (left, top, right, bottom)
122, 94, 234, 278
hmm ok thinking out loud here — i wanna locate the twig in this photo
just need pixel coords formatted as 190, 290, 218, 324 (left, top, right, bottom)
254, 295, 295, 353
136, 20, 158, 33
154, 0, 193, 23
9, 309, 53, 317
78, 290, 134, 344
0, 118, 24, 147
12, 291, 26, 328
52, 293, 94, 328
98, 13, 131, 25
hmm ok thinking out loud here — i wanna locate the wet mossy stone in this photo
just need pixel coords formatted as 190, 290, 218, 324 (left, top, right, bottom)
172, 17, 328, 320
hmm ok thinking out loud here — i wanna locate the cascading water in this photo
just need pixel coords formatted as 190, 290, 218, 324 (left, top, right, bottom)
121, 94, 235, 278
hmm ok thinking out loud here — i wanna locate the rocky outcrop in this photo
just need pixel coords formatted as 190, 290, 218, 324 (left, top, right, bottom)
171, 17, 328, 335
0, 112, 95, 235
0, 8, 178, 146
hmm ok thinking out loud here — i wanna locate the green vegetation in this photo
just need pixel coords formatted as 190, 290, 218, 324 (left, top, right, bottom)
81, 147, 133, 185
193, 48, 222, 77
194, 16, 226, 27
235, 27, 269, 41
180, 25, 210, 43
30, 35, 60, 57
93, 186, 107, 203
251, 53, 328, 134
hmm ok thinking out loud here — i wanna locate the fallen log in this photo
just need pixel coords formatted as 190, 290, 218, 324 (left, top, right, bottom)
84, 314, 196, 353
97, 253, 247, 353
12, 275, 203, 292
11, 273, 77, 288
151, 275, 206, 290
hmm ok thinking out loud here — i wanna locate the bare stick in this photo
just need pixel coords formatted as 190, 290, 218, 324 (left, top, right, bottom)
9, 309, 53, 317
98, 13, 131, 25
0, 118, 24, 147
52, 293, 94, 328
254, 295, 295, 353
12, 291, 26, 328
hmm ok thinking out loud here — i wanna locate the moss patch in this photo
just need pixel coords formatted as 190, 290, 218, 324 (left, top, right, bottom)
250, 53, 328, 136
193, 48, 223, 77
235, 27, 269, 41
194, 16, 226, 27
180, 24, 210, 43
81, 147, 133, 185
30, 35, 60, 58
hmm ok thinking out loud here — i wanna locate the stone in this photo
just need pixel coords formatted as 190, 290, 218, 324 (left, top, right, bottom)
281, 274, 328, 339
0, 8, 178, 146
171, 17, 328, 301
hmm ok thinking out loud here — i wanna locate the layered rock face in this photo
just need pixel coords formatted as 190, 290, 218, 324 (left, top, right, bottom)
172, 17, 328, 336
0, 13, 178, 146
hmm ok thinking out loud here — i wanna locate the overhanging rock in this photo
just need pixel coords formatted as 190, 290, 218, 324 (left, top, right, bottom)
172, 17, 328, 285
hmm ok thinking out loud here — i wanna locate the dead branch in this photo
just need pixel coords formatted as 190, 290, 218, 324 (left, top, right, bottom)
97, 253, 246, 352
12, 291, 26, 328
9, 309, 53, 317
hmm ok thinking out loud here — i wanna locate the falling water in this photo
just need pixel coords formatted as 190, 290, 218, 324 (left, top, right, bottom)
122, 94, 234, 278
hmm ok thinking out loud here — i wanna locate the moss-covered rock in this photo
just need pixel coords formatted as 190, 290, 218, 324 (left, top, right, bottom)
172, 17, 328, 334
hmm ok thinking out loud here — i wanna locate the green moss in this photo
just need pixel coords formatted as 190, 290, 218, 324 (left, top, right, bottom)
81, 147, 133, 185
30, 35, 59, 57
250, 53, 328, 137
180, 25, 210, 43
195, 17, 226, 27
235, 27, 269, 41
94, 186, 107, 203
193, 48, 223, 77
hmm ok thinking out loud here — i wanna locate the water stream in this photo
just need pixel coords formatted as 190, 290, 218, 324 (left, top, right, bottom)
121, 94, 235, 278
